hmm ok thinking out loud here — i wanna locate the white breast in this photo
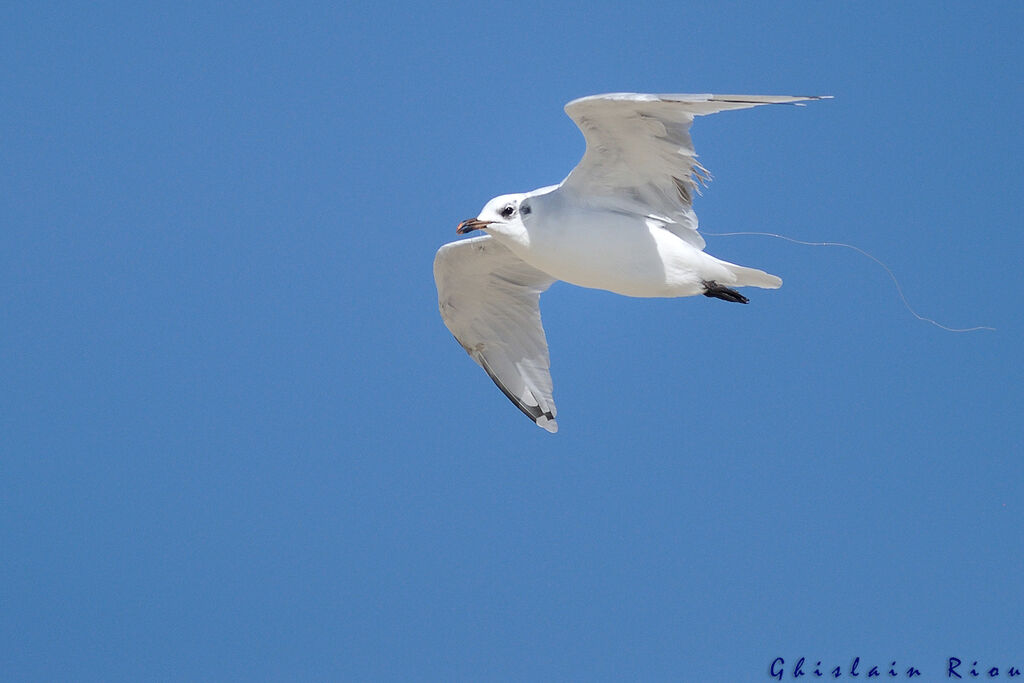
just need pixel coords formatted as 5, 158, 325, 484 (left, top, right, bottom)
504, 193, 717, 298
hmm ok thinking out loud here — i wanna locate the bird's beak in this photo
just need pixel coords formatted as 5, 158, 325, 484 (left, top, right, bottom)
457, 218, 492, 235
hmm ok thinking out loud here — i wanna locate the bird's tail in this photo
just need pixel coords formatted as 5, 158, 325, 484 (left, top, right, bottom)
725, 262, 783, 289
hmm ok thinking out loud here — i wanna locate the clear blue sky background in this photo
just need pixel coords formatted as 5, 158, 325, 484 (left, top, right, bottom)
3, 2, 1022, 680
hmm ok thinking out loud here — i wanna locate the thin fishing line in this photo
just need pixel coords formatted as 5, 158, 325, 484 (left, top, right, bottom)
703, 230, 995, 333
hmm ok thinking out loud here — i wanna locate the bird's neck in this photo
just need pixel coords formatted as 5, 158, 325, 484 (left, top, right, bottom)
487, 226, 532, 256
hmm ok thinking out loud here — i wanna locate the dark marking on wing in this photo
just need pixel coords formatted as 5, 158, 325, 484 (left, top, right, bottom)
672, 176, 691, 204
479, 356, 554, 425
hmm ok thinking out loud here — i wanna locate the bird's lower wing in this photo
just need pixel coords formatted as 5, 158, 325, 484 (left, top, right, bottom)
433, 235, 559, 433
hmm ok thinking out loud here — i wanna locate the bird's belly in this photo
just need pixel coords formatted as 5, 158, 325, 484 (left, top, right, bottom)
524, 224, 707, 298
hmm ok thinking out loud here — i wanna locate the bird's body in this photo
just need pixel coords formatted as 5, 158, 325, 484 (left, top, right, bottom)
497, 185, 780, 298
434, 92, 829, 432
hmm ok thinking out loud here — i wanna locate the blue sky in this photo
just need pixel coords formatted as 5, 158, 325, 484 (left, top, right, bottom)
2, 1, 1022, 680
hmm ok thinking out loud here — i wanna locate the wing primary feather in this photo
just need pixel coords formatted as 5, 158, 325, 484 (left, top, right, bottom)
478, 355, 553, 424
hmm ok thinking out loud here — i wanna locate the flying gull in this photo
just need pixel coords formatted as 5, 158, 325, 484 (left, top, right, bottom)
434, 93, 829, 432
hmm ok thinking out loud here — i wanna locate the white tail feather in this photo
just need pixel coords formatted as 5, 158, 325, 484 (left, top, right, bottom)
728, 263, 783, 289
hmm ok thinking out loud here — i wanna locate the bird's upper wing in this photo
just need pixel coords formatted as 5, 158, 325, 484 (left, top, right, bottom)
561, 93, 828, 249
434, 235, 558, 433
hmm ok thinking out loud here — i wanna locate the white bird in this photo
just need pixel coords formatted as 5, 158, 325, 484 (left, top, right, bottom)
434, 93, 828, 432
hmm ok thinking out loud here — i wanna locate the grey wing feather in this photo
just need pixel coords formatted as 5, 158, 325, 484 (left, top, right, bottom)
561, 93, 830, 249
433, 235, 558, 433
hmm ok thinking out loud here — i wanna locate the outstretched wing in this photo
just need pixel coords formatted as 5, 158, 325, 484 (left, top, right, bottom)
561, 93, 829, 248
433, 235, 559, 433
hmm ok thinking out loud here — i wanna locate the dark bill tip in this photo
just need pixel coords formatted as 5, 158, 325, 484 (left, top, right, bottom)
456, 218, 490, 235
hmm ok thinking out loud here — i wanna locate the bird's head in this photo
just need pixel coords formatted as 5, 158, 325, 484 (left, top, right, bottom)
457, 193, 531, 239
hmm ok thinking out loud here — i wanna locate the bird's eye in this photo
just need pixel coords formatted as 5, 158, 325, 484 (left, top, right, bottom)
500, 204, 515, 218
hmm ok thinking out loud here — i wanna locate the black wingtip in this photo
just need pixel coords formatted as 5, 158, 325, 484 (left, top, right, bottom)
479, 356, 556, 429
